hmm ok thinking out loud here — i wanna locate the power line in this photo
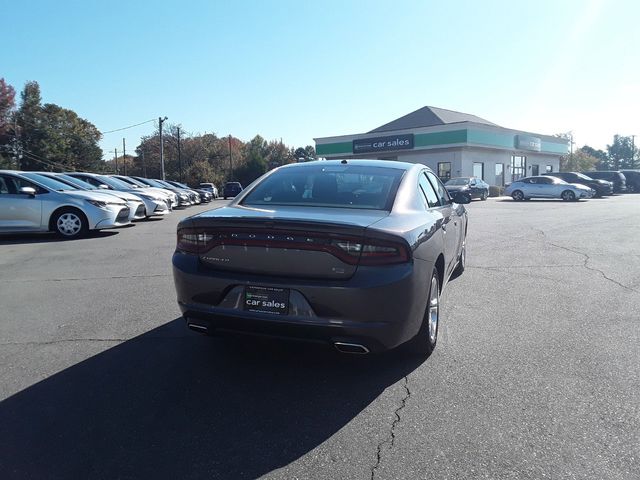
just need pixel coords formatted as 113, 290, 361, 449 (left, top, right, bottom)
101, 119, 155, 134
21, 149, 76, 172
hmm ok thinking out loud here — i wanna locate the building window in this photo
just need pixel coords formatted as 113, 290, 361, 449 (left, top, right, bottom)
531, 164, 539, 176
472, 162, 484, 180
437, 162, 451, 181
510, 155, 526, 181
546, 165, 553, 173
495, 163, 504, 186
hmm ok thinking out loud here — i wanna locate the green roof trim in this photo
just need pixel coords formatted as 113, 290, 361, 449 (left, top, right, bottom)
541, 141, 568, 154
414, 129, 467, 146
316, 129, 567, 156
467, 129, 514, 149
316, 141, 352, 155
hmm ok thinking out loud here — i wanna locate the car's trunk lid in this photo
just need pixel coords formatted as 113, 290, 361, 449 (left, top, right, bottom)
188, 205, 389, 279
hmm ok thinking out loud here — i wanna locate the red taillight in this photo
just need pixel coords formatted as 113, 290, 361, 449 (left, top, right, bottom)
177, 227, 410, 265
334, 239, 410, 266
176, 228, 207, 253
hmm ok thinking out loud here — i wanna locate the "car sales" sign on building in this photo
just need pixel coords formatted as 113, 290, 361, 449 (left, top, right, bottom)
352, 134, 414, 154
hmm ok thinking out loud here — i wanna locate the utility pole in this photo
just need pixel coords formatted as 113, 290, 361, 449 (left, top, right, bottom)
122, 138, 127, 175
567, 132, 574, 171
228, 134, 232, 180
114, 148, 118, 174
159, 116, 168, 180
177, 126, 182, 183
141, 150, 147, 177
631, 135, 636, 168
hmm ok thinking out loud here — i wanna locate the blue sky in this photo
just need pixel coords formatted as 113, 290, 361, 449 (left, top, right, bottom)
3, 0, 639, 158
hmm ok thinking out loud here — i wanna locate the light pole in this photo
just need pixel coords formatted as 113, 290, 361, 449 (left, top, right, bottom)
159, 116, 168, 180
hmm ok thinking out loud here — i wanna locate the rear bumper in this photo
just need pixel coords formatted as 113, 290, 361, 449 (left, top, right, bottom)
172, 252, 431, 352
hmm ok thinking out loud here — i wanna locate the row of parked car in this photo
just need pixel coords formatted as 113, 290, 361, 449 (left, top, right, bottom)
504, 170, 639, 201
0, 169, 242, 239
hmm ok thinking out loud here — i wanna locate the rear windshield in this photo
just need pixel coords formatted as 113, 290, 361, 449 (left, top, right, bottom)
446, 178, 470, 185
241, 165, 405, 210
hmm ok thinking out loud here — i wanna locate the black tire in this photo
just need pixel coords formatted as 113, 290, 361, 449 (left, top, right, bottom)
403, 268, 440, 357
51, 208, 89, 239
223, 196, 227, 200
511, 190, 524, 201
561, 190, 576, 202
481, 190, 488, 201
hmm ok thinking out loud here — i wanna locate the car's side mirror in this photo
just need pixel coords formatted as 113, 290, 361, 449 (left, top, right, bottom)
451, 191, 471, 204
98, 184, 109, 189
19, 186, 36, 197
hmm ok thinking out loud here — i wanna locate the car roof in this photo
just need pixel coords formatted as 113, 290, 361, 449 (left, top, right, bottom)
279, 159, 420, 172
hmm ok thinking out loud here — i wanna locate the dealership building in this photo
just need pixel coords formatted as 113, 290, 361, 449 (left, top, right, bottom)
314, 106, 568, 186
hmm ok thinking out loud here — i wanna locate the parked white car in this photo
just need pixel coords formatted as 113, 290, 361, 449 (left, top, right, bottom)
66, 172, 173, 217
0, 170, 131, 238
505, 176, 594, 201
35, 172, 147, 222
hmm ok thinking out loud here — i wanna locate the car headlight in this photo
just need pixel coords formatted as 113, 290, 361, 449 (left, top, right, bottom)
87, 199, 125, 209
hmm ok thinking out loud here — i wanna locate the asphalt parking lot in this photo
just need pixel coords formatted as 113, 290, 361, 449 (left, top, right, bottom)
1, 196, 639, 479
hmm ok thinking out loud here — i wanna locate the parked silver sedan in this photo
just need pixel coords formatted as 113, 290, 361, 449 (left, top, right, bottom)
0, 170, 131, 238
505, 176, 594, 201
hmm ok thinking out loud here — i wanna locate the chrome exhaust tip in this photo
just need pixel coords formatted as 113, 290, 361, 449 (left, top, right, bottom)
187, 323, 208, 333
334, 342, 370, 354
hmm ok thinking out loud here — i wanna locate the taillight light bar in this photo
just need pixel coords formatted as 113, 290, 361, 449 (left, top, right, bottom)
176, 227, 410, 265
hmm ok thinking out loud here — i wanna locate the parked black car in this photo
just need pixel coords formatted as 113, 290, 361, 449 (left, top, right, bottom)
620, 170, 640, 193
223, 181, 243, 199
444, 177, 489, 201
542, 171, 613, 197
581, 171, 627, 193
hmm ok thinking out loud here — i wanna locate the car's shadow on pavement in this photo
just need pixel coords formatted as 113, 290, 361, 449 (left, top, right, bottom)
0, 230, 120, 245
0, 318, 423, 480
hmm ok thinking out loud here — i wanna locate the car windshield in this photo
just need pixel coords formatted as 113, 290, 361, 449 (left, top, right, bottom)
97, 175, 132, 190
241, 165, 404, 210
574, 173, 593, 180
138, 178, 167, 188
113, 176, 143, 188
55, 174, 98, 190
155, 180, 176, 188
550, 177, 568, 184
445, 178, 470, 186
20, 172, 77, 191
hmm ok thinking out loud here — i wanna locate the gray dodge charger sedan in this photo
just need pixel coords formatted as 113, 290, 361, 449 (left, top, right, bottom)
172, 160, 469, 356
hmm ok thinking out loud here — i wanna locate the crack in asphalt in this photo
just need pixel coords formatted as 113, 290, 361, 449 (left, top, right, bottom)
546, 242, 637, 292
0, 273, 171, 284
371, 376, 411, 480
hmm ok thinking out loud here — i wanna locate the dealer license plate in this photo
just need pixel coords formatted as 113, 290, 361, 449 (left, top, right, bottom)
243, 286, 289, 315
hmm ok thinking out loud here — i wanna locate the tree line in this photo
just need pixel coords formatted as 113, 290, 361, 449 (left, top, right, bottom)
2, 77, 637, 184
0, 78, 316, 186
555, 133, 638, 172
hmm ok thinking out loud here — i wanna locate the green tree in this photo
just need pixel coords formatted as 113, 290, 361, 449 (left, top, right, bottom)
580, 145, 611, 170
561, 150, 598, 172
0, 78, 16, 134
0, 78, 17, 167
234, 148, 267, 186
293, 145, 317, 162
16, 81, 44, 170
607, 135, 635, 169
184, 160, 222, 186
